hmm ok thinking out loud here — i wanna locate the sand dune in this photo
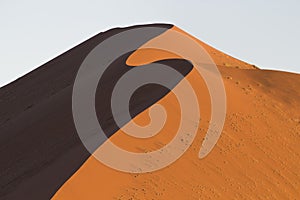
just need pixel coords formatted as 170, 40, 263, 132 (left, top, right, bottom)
0, 24, 299, 200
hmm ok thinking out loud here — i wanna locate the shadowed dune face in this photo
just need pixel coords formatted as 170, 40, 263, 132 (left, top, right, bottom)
0, 24, 194, 199
1, 24, 300, 200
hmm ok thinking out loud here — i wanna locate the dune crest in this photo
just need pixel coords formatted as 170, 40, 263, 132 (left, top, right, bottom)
0, 24, 299, 200
53, 25, 300, 199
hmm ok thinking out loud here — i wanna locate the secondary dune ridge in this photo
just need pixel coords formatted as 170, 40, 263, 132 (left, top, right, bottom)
0, 24, 299, 200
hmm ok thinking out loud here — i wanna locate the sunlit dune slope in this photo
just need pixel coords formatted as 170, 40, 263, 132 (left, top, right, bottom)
52, 26, 300, 199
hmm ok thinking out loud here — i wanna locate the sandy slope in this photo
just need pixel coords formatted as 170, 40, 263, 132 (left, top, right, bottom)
52, 26, 300, 199
0, 24, 183, 200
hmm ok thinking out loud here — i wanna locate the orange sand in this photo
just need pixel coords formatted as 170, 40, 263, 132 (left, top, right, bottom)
52, 26, 300, 199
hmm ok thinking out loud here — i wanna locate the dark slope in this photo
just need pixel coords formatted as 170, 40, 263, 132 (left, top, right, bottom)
0, 24, 193, 199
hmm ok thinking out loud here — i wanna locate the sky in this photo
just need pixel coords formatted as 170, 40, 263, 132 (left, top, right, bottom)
1, 0, 299, 87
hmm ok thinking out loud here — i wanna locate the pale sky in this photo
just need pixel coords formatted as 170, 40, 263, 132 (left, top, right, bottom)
1, 0, 299, 87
